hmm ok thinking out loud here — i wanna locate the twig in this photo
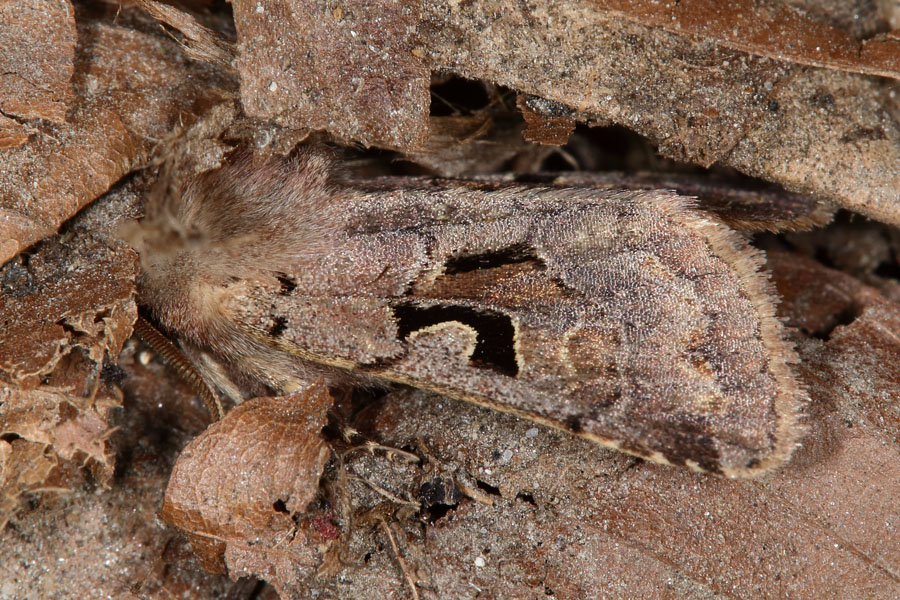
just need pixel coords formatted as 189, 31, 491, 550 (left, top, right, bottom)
342, 441, 421, 464
377, 517, 420, 600
348, 475, 420, 509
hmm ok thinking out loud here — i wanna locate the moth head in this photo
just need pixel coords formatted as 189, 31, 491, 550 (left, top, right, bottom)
121, 146, 346, 339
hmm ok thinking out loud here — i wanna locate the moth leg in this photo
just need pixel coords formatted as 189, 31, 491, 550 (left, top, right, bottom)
342, 442, 422, 465
379, 516, 421, 600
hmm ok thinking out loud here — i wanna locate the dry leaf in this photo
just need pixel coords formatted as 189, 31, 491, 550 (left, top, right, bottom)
227, 1, 899, 224
517, 95, 577, 146
162, 385, 333, 578
0, 438, 58, 528
425, 1, 900, 224
777, 214, 900, 303
0, 341, 234, 597
767, 250, 882, 337
231, 0, 429, 148
0, 0, 76, 124
598, 0, 900, 80
0, 6, 234, 266
0, 174, 139, 526
0, 236, 137, 389
0, 385, 119, 523
0, 114, 33, 150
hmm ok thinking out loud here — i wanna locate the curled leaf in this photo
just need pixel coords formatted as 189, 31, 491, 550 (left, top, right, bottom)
162, 385, 333, 576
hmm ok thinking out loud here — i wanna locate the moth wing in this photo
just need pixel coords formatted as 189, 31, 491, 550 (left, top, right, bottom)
231, 188, 805, 476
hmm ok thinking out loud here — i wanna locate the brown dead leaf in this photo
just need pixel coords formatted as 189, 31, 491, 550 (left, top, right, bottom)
768, 250, 900, 448
597, 0, 900, 80
425, 2, 900, 225
776, 214, 900, 304
0, 236, 137, 389
0, 114, 32, 149
767, 250, 882, 338
162, 385, 333, 576
0, 438, 58, 529
231, 0, 429, 148
811, 300, 900, 441
0, 384, 119, 503
781, 0, 897, 39
0, 0, 76, 123
0, 176, 140, 526
517, 95, 576, 146
227, 1, 898, 224
0, 5, 234, 266
0, 339, 235, 597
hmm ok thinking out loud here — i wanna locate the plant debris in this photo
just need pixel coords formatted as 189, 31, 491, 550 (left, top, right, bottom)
1, 1, 899, 598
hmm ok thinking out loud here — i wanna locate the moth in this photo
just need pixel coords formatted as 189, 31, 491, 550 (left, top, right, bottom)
128, 147, 807, 477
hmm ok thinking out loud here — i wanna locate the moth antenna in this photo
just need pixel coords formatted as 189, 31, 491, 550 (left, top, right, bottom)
133, 316, 224, 422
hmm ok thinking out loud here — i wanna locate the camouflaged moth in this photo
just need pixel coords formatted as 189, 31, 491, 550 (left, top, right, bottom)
127, 148, 807, 477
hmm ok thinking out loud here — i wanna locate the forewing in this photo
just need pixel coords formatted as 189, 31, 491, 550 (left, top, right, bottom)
228, 186, 805, 476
